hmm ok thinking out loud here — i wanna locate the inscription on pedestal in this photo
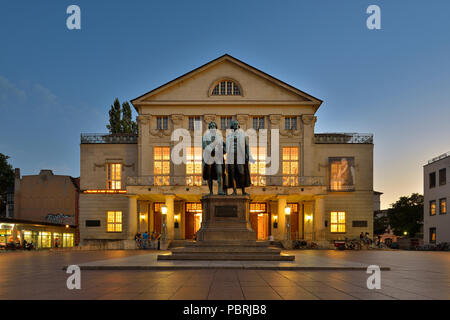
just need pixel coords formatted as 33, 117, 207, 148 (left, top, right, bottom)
215, 205, 238, 217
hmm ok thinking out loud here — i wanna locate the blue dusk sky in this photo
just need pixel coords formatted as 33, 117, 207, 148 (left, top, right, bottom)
1, 0, 449, 209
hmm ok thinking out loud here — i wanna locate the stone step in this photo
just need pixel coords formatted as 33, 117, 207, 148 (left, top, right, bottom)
181, 240, 271, 247
157, 253, 295, 261
171, 246, 281, 253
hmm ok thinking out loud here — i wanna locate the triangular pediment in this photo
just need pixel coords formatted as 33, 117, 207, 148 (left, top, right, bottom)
131, 54, 322, 108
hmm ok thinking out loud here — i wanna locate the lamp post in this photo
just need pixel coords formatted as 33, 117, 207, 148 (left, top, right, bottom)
284, 205, 291, 241
161, 204, 168, 242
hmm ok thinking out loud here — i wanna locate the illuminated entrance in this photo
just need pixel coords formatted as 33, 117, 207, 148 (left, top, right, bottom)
250, 202, 269, 240
185, 202, 202, 239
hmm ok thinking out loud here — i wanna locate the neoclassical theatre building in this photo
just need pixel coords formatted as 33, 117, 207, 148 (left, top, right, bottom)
79, 54, 374, 248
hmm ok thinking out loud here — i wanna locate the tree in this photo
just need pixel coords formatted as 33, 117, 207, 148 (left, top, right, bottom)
387, 193, 423, 237
0, 153, 14, 216
373, 211, 389, 235
106, 98, 138, 134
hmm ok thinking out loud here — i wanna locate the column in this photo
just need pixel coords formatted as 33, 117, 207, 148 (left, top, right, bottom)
128, 196, 138, 239
301, 115, 317, 177
277, 196, 287, 240
314, 196, 325, 240
165, 194, 175, 240
137, 115, 151, 176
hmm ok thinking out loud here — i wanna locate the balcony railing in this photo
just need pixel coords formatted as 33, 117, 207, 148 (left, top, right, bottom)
314, 133, 373, 144
81, 133, 138, 144
127, 175, 325, 187
428, 151, 450, 164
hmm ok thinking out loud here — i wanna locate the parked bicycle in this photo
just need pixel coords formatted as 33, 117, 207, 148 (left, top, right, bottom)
344, 238, 362, 250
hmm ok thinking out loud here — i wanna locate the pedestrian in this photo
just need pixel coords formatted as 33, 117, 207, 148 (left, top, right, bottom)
377, 235, 381, 247
142, 231, 149, 249
359, 232, 364, 242
157, 232, 161, 250
134, 232, 141, 249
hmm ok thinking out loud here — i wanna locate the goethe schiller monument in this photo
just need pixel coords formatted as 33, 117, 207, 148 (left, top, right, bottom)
159, 120, 294, 261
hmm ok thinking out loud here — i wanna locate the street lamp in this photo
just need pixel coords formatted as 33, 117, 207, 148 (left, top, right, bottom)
161, 204, 168, 241
285, 205, 291, 240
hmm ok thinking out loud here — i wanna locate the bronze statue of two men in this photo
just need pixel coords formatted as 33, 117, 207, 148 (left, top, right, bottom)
202, 120, 251, 196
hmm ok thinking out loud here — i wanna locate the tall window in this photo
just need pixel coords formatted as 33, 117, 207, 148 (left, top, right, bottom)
439, 198, 447, 214
157, 116, 168, 130
429, 227, 436, 243
186, 146, 202, 186
330, 211, 346, 233
154, 147, 170, 185
439, 168, 446, 186
220, 116, 233, 129
252, 117, 265, 130
189, 116, 201, 131
430, 200, 436, 216
285, 117, 297, 130
250, 146, 266, 186
429, 172, 436, 188
282, 147, 299, 186
107, 163, 122, 189
211, 80, 241, 96
107, 211, 122, 232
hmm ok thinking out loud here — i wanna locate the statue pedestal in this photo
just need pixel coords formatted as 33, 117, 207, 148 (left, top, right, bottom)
196, 195, 256, 241
157, 195, 295, 261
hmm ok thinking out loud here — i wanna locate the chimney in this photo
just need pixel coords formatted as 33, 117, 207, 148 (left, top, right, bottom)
14, 168, 20, 179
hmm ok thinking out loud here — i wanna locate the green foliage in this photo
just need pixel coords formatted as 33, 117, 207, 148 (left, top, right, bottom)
373, 212, 389, 235
106, 98, 138, 134
387, 193, 424, 237
0, 153, 15, 215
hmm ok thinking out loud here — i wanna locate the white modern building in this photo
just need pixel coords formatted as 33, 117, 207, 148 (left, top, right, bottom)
424, 151, 450, 244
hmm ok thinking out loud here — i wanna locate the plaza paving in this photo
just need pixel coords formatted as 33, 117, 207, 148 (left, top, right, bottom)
0, 250, 449, 300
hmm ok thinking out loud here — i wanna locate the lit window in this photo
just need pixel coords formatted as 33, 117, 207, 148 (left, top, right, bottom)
282, 147, 299, 186
429, 227, 436, 243
107, 211, 122, 232
157, 116, 168, 130
250, 146, 266, 186
186, 146, 202, 186
189, 116, 201, 131
107, 163, 122, 189
220, 116, 233, 130
439, 198, 446, 214
430, 200, 436, 216
329, 157, 355, 191
250, 202, 267, 213
63, 233, 74, 247
331, 212, 346, 233
287, 203, 298, 213
285, 117, 297, 130
211, 80, 241, 96
154, 147, 170, 185
252, 117, 265, 130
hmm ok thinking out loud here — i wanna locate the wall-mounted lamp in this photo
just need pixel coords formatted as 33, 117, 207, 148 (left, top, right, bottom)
284, 205, 291, 216
273, 215, 278, 229
140, 214, 146, 220
305, 214, 313, 222
174, 214, 180, 229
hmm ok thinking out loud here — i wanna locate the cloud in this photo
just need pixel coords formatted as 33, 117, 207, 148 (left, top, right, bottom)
33, 83, 58, 107
0, 75, 26, 106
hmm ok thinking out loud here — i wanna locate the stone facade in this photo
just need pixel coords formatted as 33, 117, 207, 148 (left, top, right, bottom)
79, 54, 374, 248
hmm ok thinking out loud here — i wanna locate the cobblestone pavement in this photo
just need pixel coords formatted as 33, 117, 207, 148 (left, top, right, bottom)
0, 250, 449, 300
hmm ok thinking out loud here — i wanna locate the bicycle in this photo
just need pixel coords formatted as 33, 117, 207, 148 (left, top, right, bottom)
344, 238, 362, 250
